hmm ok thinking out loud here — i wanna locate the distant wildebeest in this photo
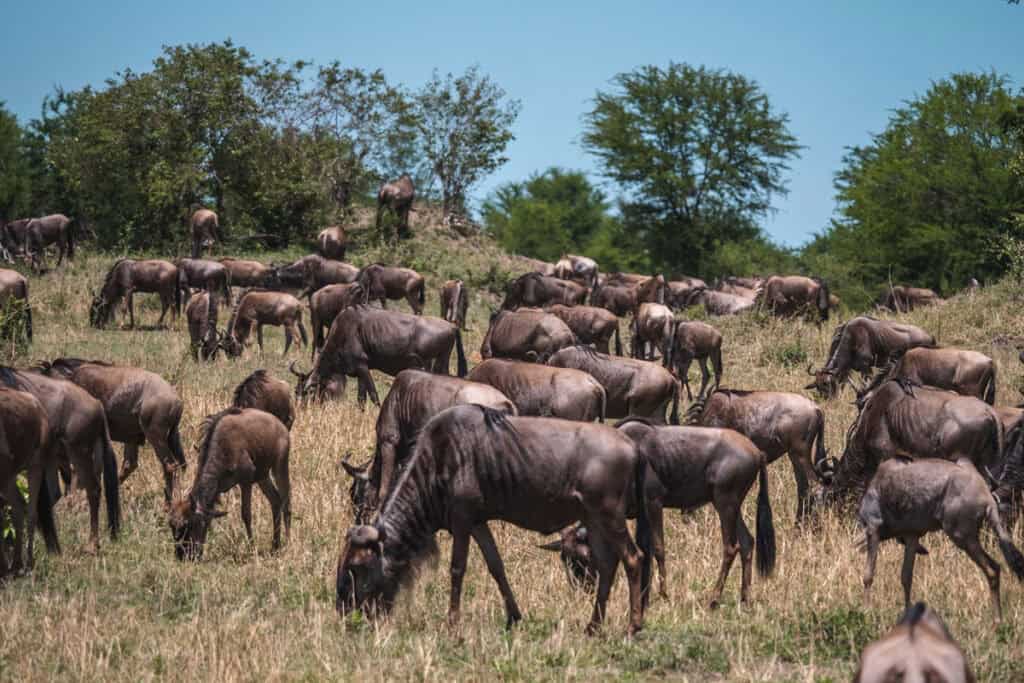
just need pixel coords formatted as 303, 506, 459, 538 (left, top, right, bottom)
687, 389, 827, 520
631, 302, 674, 360
859, 458, 1024, 622
190, 208, 220, 259
221, 290, 308, 357
291, 306, 467, 405
218, 257, 276, 289
665, 320, 722, 401
665, 277, 707, 310
375, 174, 415, 238
480, 308, 576, 363
274, 254, 360, 294
716, 280, 761, 300
176, 258, 232, 304
806, 316, 936, 398
169, 407, 290, 561
723, 275, 765, 290
878, 285, 943, 312
185, 291, 220, 361
340, 369, 517, 522
468, 358, 606, 422
24, 214, 75, 272
854, 603, 974, 683
502, 272, 587, 310
317, 225, 347, 260
232, 369, 295, 431
0, 218, 30, 261
0, 268, 32, 341
865, 347, 996, 405
605, 271, 649, 285
89, 259, 182, 329
310, 282, 368, 355
545, 303, 621, 355
554, 254, 599, 288
589, 276, 666, 317
543, 418, 775, 605
682, 287, 756, 316
440, 279, 469, 330
759, 275, 831, 323
548, 346, 679, 424
335, 405, 653, 635
356, 264, 426, 314
40, 358, 188, 504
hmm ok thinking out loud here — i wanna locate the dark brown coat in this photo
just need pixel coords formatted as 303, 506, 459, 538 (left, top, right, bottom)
439, 279, 469, 330
222, 290, 308, 357
502, 272, 588, 309
545, 304, 620, 355
468, 358, 605, 422
310, 282, 368, 354
357, 264, 426, 314
0, 268, 32, 340
190, 208, 219, 259
375, 174, 415, 238
25, 214, 75, 271
317, 225, 347, 260
89, 259, 182, 329
480, 308, 576, 363
185, 291, 220, 361
855, 604, 974, 683
176, 258, 232, 304
218, 257, 276, 289
666, 320, 722, 400
232, 369, 295, 430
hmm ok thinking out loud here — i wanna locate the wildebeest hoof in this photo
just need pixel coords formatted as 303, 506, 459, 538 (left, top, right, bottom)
708, 598, 721, 610
584, 622, 601, 636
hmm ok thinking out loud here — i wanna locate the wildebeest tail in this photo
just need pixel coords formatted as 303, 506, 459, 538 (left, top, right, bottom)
614, 322, 622, 356
100, 433, 121, 538
988, 501, 1024, 581
66, 218, 75, 259
711, 345, 723, 390
24, 302, 32, 342
174, 271, 183, 317
36, 477, 61, 554
669, 379, 680, 425
297, 311, 309, 346
222, 272, 232, 305
755, 462, 776, 577
418, 280, 425, 306
596, 385, 606, 423
168, 422, 187, 469
633, 455, 653, 610
665, 319, 678, 370
454, 327, 468, 378
983, 364, 996, 405
811, 408, 827, 471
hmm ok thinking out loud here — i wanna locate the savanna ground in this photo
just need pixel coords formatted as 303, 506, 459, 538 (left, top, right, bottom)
2, 218, 1024, 681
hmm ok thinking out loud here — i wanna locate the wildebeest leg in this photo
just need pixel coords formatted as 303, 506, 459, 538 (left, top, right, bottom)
447, 522, 472, 628
283, 325, 293, 356
127, 290, 136, 329
273, 457, 291, 541
862, 527, 880, 604
679, 357, 694, 401
119, 440, 141, 484
648, 500, 668, 599
407, 290, 420, 315
355, 367, 380, 407
697, 358, 711, 401
256, 324, 265, 355
709, 499, 741, 609
257, 478, 283, 550
157, 293, 170, 327
788, 449, 813, 523
70, 446, 101, 554
899, 536, 919, 609
736, 516, 754, 603
583, 525, 618, 635
6, 482, 25, 574
143, 422, 179, 504
470, 523, 522, 628
240, 483, 253, 541
951, 533, 1002, 621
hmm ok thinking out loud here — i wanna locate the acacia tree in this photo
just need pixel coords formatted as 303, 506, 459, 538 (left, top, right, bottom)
582, 62, 800, 278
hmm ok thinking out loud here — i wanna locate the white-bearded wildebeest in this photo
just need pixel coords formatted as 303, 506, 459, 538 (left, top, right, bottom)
542, 418, 775, 605
317, 225, 347, 260
356, 264, 426, 315
665, 277, 707, 311
169, 407, 290, 561
854, 603, 974, 683
340, 369, 517, 523
375, 174, 415, 238
0, 366, 120, 554
89, 259, 182, 329
218, 257, 276, 289
631, 302, 674, 360
439, 279, 469, 330
39, 358, 187, 504
273, 254, 360, 294
759, 275, 831, 323
221, 290, 308, 357
665, 320, 722, 401
24, 213, 75, 272
185, 291, 220, 361
545, 303, 621, 355
682, 287, 756, 316
232, 369, 295, 431
0, 268, 32, 341
335, 405, 653, 635
467, 358, 606, 422
190, 208, 219, 259
554, 254, 599, 288
865, 347, 996, 405
859, 458, 1024, 623
480, 308, 576, 363
589, 276, 667, 317
310, 282, 368, 356
878, 285, 943, 312
502, 272, 588, 310
547, 346, 679, 424
0, 218, 30, 261
806, 316, 936, 398
175, 258, 232, 304
687, 389, 826, 520
291, 305, 467, 405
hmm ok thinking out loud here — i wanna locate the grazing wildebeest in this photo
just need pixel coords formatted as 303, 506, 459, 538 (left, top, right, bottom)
274, 254, 360, 293
589, 276, 666, 317
687, 389, 827, 520
854, 603, 974, 683
218, 257, 276, 289
24, 214, 75, 271
867, 347, 996, 405
502, 272, 588, 309
0, 366, 120, 553
859, 458, 1024, 622
806, 316, 936, 398
340, 369, 517, 522
468, 358, 605, 422
176, 258, 232, 304
232, 369, 295, 431
375, 174, 415, 237
292, 306, 467, 405
335, 405, 653, 635
665, 320, 722, 401
357, 264, 426, 314
169, 407, 290, 560
0, 218, 30, 261
185, 291, 220, 361
631, 302, 674, 360
878, 285, 943, 312
480, 308, 576, 363
39, 358, 187, 504
190, 208, 220, 258
317, 225, 347, 260
221, 289, 308, 357
543, 418, 775, 605
310, 282, 368, 355
759, 275, 831, 322
89, 259, 182, 329
665, 277, 707, 310
554, 254, 599, 288
0, 268, 32, 340
548, 346, 679, 424
545, 304, 621, 355
683, 287, 756, 316
440, 279, 469, 330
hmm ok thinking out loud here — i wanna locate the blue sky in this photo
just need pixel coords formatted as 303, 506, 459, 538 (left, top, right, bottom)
2, 1, 1021, 246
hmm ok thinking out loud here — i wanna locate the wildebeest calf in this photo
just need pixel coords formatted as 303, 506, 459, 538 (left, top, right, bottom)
854, 603, 974, 683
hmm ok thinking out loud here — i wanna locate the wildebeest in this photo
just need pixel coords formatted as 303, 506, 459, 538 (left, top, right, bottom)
0, 268, 32, 341
292, 306, 467, 405
859, 458, 1024, 622
866, 347, 996, 405
190, 208, 220, 259
468, 358, 606, 422
545, 304, 621, 355
716, 280, 761, 300
665, 277, 707, 310
24, 214, 75, 271
232, 369, 295, 431
376, 174, 415, 238
687, 389, 827, 520
682, 287, 756, 316
218, 257, 276, 289
274, 254, 360, 294
547, 346, 679, 423
185, 291, 220, 361
554, 254, 599, 288
665, 320, 722, 401
169, 407, 290, 560
335, 405, 653, 635
176, 258, 232, 304
440, 279, 469, 330
589, 276, 666, 317
806, 316, 936, 398
310, 282, 368, 355
759, 275, 830, 322
480, 308, 576, 363
317, 225, 347, 260
878, 285, 943, 312
631, 302, 674, 360
340, 369, 517, 522
39, 358, 187, 504
221, 290, 308, 357
854, 603, 974, 683
0, 218, 30, 261
357, 264, 426, 314
502, 272, 587, 309
89, 259, 182, 329
723, 275, 765, 290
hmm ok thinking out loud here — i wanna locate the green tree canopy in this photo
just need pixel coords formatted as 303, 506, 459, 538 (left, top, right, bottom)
0, 102, 30, 222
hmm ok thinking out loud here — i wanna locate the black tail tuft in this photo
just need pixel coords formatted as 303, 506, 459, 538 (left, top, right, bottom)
813, 409, 827, 471
999, 538, 1024, 581
755, 464, 776, 577
36, 480, 61, 554
418, 282, 425, 306
633, 456, 653, 610
101, 436, 121, 538
984, 367, 996, 406
168, 423, 187, 468
669, 380, 680, 425
614, 323, 622, 356
66, 219, 75, 259
454, 328, 468, 378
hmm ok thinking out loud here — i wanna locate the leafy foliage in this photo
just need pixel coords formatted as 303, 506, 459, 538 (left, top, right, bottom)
0, 103, 31, 222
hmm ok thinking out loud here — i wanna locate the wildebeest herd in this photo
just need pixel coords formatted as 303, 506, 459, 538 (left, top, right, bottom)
0, 200, 1016, 679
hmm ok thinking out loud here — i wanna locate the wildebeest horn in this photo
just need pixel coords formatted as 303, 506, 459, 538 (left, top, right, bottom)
805, 363, 816, 376
340, 454, 370, 481
289, 360, 308, 377
536, 540, 563, 552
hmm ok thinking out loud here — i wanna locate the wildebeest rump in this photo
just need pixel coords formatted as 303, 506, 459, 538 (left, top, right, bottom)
190, 208, 220, 259
545, 304, 621, 355
310, 282, 368, 355
440, 279, 469, 330
0, 268, 32, 340
480, 308, 576, 363
24, 214, 75, 272
665, 320, 722, 401
90, 259, 182, 329
232, 369, 295, 431
221, 290, 308, 357
631, 302, 674, 360
376, 174, 415, 238
176, 258, 232, 304
865, 347, 996, 405
357, 264, 426, 314
317, 225, 347, 260
502, 272, 587, 310
468, 358, 606, 422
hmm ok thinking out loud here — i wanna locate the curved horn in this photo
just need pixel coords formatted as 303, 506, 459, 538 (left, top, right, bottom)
339, 453, 370, 481
806, 363, 817, 376
289, 360, 308, 377
536, 540, 563, 552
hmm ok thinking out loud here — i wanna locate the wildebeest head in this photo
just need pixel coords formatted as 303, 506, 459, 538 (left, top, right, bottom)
290, 360, 346, 401
805, 364, 840, 398
340, 455, 375, 524
335, 524, 397, 616
168, 496, 226, 561
538, 525, 598, 592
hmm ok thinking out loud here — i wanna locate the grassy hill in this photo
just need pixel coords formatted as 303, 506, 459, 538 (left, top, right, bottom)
2, 220, 1024, 681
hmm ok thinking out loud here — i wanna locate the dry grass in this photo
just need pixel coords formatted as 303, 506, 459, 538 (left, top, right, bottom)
2, 234, 1024, 681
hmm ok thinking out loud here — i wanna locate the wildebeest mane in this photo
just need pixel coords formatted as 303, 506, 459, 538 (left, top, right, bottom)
232, 369, 271, 409
46, 358, 113, 378
195, 406, 244, 475
0, 366, 21, 389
